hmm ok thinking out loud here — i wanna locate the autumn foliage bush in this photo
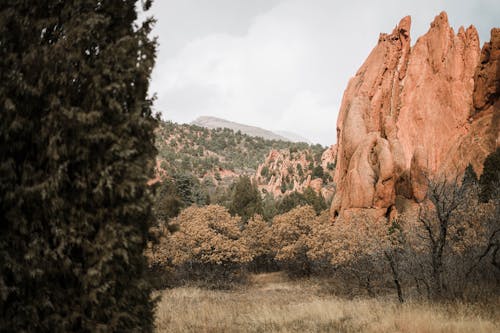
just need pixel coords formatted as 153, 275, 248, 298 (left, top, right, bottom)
271, 206, 320, 276
147, 205, 252, 287
241, 215, 277, 272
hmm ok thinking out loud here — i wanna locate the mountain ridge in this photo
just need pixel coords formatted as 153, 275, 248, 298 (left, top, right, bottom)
191, 116, 311, 143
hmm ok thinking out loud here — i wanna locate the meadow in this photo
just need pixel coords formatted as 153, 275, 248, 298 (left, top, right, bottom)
154, 272, 500, 333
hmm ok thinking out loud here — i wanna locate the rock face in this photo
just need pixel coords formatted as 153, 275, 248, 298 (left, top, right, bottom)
254, 147, 336, 200
321, 144, 337, 170
331, 12, 499, 218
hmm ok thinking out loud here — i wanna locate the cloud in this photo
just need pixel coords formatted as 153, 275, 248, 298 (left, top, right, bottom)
149, 0, 500, 145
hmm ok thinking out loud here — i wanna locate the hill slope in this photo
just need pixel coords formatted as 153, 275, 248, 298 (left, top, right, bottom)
155, 121, 324, 184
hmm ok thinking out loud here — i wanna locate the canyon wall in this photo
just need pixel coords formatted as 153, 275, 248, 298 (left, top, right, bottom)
331, 12, 499, 219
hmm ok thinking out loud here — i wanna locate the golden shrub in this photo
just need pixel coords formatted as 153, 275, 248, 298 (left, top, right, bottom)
241, 215, 273, 258
164, 205, 252, 266
271, 205, 318, 262
307, 210, 391, 266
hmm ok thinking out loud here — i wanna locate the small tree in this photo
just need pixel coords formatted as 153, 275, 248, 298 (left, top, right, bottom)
155, 178, 184, 222
173, 173, 209, 206
308, 211, 392, 297
277, 191, 308, 214
412, 172, 494, 299
261, 193, 278, 221
229, 175, 263, 223
417, 176, 465, 298
311, 165, 324, 180
303, 187, 327, 214
479, 148, 500, 202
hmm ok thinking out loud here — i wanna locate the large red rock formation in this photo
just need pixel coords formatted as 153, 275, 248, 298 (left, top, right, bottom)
331, 12, 499, 218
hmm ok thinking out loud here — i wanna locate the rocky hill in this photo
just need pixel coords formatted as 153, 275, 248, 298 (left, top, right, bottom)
253, 145, 337, 201
330, 12, 499, 219
153, 121, 326, 188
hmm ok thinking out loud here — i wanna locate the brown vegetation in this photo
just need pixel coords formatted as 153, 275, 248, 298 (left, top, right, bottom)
147, 170, 499, 298
154, 273, 500, 333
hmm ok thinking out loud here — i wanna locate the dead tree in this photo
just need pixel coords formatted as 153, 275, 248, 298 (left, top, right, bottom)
417, 175, 465, 298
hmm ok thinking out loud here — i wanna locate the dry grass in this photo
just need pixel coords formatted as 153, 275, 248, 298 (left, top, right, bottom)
154, 272, 500, 333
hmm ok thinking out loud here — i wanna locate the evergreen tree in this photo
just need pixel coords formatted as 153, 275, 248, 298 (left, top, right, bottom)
0, 1, 157, 331
229, 175, 263, 223
155, 178, 184, 222
277, 188, 326, 215
311, 165, 324, 180
277, 191, 308, 214
173, 173, 209, 207
479, 148, 500, 202
303, 187, 327, 214
461, 163, 478, 193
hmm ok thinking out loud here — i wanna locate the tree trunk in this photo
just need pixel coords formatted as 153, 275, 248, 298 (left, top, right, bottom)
386, 252, 404, 303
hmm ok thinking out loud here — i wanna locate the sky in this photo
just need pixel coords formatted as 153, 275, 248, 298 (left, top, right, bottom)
144, 0, 499, 145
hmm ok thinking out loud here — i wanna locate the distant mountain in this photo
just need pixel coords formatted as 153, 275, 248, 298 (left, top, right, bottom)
274, 130, 312, 144
191, 116, 293, 142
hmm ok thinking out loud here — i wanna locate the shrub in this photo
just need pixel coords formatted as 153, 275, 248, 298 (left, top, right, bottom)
272, 206, 318, 276
311, 165, 324, 180
151, 205, 252, 287
242, 215, 276, 271
260, 165, 270, 177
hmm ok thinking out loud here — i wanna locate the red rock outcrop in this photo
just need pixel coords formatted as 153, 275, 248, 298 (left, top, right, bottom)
331, 12, 499, 219
442, 27, 500, 175
254, 148, 335, 199
321, 144, 337, 170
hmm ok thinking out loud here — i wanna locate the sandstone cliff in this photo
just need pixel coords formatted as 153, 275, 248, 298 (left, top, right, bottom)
331, 12, 499, 219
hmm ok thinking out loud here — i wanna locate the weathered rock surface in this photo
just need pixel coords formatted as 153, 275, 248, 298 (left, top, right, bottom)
331, 12, 499, 219
321, 144, 337, 170
254, 147, 336, 199
443, 27, 500, 174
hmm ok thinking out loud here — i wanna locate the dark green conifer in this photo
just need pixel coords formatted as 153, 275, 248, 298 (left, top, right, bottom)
479, 148, 500, 202
229, 175, 263, 223
0, 1, 157, 331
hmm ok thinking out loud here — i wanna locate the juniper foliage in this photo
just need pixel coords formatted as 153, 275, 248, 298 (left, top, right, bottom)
0, 1, 157, 331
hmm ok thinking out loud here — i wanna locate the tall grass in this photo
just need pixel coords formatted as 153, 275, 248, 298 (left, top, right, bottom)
154, 273, 500, 333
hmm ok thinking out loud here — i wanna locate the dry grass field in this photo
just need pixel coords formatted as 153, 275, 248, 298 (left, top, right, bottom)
154, 272, 500, 333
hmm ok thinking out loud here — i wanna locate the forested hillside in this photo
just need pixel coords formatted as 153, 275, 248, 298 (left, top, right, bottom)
151, 121, 333, 225
155, 121, 324, 179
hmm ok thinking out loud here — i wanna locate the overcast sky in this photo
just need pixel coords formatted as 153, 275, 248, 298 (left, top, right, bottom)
145, 0, 499, 145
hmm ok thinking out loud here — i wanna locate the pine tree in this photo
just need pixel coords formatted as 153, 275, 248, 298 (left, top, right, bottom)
479, 148, 500, 202
0, 1, 157, 331
229, 176, 263, 223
